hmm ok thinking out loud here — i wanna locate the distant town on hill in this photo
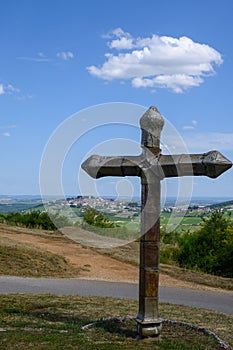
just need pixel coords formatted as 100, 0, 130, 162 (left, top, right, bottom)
0, 195, 232, 234
0, 194, 232, 215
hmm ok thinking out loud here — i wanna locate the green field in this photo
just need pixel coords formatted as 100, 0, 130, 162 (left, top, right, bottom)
117, 213, 203, 233
160, 213, 203, 232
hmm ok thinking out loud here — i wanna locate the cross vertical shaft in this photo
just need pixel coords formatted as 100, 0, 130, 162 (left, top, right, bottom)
136, 106, 164, 337
136, 173, 162, 337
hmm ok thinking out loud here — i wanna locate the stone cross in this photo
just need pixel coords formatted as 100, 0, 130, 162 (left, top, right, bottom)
81, 106, 232, 338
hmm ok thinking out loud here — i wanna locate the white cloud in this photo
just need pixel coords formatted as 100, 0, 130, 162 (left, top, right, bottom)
56, 51, 74, 60
183, 132, 233, 152
38, 52, 46, 58
87, 28, 223, 93
0, 84, 4, 95
182, 125, 195, 130
17, 56, 53, 62
0, 125, 16, 129
0, 83, 20, 96
0, 124, 16, 137
107, 28, 134, 50
192, 120, 198, 126
182, 119, 198, 130
161, 131, 233, 162
16, 94, 33, 101
18, 51, 75, 62
6, 84, 20, 93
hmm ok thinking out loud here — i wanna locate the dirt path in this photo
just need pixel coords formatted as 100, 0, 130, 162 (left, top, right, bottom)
0, 226, 230, 292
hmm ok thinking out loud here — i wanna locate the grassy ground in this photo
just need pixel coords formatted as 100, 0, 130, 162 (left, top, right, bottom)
0, 294, 232, 349
160, 264, 233, 291
0, 236, 81, 277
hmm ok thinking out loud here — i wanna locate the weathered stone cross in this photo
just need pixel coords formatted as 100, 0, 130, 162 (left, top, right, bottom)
82, 106, 232, 338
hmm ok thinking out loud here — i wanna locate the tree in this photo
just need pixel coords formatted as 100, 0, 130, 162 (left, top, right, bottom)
82, 207, 116, 228
176, 210, 233, 277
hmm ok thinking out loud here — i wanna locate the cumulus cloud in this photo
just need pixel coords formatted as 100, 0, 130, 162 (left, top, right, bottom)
107, 28, 134, 50
56, 51, 74, 60
87, 28, 223, 93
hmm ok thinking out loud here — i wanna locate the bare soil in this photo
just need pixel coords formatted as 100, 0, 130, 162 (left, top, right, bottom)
0, 224, 231, 293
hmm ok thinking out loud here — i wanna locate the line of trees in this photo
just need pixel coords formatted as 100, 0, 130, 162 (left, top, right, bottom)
0, 211, 70, 230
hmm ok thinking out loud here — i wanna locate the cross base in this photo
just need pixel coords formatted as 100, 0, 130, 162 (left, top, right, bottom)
135, 317, 163, 338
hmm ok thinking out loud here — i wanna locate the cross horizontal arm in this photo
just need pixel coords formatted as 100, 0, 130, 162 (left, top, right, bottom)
81, 154, 142, 178
81, 150, 232, 180
160, 151, 232, 178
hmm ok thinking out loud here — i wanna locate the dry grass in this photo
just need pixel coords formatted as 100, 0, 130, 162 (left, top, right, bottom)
161, 264, 233, 291
0, 236, 81, 277
98, 242, 233, 291
0, 294, 232, 349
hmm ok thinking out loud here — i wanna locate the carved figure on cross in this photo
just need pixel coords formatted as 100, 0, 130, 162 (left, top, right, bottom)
82, 106, 232, 338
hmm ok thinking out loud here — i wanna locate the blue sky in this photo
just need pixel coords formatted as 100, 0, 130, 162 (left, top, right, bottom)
0, 0, 233, 199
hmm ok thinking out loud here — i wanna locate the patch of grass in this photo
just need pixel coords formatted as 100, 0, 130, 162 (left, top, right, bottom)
161, 264, 233, 291
98, 242, 233, 291
0, 294, 232, 349
97, 241, 140, 267
0, 236, 80, 277
0, 223, 63, 237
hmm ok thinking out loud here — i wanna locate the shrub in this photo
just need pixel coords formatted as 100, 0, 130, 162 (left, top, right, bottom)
0, 211, 58, 230
176, 210, 233, 277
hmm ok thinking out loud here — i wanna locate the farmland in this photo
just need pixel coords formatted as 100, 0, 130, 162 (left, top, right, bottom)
0, 195, 233, 235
